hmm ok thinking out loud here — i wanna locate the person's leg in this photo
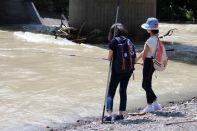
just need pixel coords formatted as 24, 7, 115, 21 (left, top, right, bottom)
143, 58, 162, 111
104, 73, 120, 122
113, 73, 131, 121
141, 58, 156, 113
119, 73, 132, 112
142, 58, 156, 104
106, 73, 120, 115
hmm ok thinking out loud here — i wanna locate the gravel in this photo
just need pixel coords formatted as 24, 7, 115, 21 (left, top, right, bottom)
46, 97, 197, 131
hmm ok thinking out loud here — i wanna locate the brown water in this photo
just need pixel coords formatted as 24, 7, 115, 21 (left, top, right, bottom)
0, 24, 197, 131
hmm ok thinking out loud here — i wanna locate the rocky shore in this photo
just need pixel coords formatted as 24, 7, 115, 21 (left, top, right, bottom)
46, 97, 197, 131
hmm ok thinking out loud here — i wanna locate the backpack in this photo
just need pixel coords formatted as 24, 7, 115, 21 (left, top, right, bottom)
114, 36, 136, 73
153, 39, 168, 71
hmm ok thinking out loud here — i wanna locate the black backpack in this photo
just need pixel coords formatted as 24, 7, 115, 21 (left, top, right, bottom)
114, 36, 136, 73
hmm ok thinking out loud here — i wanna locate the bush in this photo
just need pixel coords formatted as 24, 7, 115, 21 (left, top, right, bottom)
157, 0, 196, 22
33, 0, 69, 16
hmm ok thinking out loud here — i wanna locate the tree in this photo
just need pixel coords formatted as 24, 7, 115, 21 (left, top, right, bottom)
33, 0, 69, 16
157, 0, 196, 22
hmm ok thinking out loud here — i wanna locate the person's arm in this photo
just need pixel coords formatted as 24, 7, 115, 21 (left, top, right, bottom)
142, 43, 150, 61
108, 49, 113, 61
136, 51, 143, 63
136, 43, 150, 62
107, 38, 115, 61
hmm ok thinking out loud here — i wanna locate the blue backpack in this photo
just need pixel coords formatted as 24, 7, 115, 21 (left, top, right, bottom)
114, 36, 136, 73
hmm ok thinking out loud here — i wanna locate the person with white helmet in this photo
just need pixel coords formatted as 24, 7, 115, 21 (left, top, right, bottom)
136, 17, 162, 113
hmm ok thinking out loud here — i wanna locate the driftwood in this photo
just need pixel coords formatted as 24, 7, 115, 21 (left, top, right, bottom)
165, 120, 197, 126
72, 38, 87, 43
52, 14, 78, 40
52, 14, 106, 44
77, 22, 86, 39
128, 112, 146, 116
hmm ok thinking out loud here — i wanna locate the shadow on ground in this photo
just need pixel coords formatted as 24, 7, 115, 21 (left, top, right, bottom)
152, 111, 185, 117
120, 118, 155, 125
164, 42, 197, 65
117, 111, 185, 125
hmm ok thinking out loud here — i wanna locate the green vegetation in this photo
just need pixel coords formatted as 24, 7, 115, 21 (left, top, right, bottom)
33, 0, 69, 16
157, 0, 197, 22
33, 0, 197, 22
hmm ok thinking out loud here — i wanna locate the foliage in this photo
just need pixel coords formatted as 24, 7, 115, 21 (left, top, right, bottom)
33, 0, 196, 22
157, 0, 196, 22
33, 0, 69, 16
33, 0, 53, 7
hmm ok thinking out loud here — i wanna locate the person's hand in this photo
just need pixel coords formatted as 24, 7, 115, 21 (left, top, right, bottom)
102, 58, 108, 61
135, 62, 143, 66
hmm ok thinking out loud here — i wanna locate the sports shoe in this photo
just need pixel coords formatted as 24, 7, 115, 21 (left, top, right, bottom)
103, 116, 112, 123
114, 114, 124, 121
142, 104, 155, 113
152, 101, 162, 111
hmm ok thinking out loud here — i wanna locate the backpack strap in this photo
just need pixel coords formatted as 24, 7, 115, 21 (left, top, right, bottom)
153, 37, 160, 78
114, 36, 127, 44
153, 37, 159, 58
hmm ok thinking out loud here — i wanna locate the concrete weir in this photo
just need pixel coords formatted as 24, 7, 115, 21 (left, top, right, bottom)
0, 0, 42, 25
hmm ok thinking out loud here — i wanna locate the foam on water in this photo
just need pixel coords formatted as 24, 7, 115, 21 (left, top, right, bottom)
14, 31, 77, 46
0, 30, 7, 33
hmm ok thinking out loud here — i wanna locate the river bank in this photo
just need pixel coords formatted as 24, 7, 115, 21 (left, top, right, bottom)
43, 23, 197, 131
46, 97, 197, 131
0, 23, 197, 131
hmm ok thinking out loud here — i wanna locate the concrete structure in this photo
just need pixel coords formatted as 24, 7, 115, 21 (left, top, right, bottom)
69, 0, 156, 40
0, 0, 42, 25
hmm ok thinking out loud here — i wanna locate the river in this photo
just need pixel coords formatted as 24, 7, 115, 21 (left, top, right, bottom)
0, 24, 196, 131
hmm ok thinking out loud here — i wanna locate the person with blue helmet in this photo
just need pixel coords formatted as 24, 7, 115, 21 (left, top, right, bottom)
136, 17, 162, 113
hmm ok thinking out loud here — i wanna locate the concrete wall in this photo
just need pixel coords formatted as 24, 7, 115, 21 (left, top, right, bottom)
69, 0, 156, 41
0, 0, 42, 25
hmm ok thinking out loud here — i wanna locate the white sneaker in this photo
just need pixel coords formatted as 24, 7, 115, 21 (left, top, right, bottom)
142, 104, 155, 113
152, 101, 162, 111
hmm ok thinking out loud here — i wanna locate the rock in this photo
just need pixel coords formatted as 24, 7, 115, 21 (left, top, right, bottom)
92, 122, 97, 125
53, 97, 197, 131
76, 120, 80, 122
109, 126, 114, 130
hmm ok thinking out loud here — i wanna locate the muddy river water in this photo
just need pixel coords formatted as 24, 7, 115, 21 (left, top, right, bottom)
0, 23, 196, 130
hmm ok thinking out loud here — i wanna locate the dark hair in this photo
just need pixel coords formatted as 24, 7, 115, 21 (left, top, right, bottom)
150, 30, 159, 34
108, 23, 129, 41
